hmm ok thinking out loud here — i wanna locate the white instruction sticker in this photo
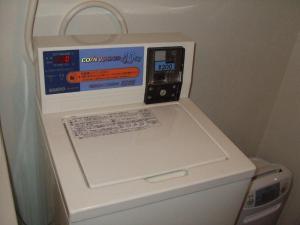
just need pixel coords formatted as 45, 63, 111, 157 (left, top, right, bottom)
65, 109, 160, 139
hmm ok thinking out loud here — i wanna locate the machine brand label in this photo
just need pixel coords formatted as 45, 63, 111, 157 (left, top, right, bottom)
43, 47, 144, 95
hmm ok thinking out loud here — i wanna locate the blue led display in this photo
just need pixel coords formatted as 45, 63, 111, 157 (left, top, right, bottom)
155, 61, 176, 72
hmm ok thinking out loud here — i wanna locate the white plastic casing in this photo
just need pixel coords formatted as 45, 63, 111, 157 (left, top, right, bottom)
40, 98, 255, 225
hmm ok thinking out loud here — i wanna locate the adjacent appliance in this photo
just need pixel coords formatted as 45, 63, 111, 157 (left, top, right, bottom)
34, 33, 255, 225
236, 158, 292, 225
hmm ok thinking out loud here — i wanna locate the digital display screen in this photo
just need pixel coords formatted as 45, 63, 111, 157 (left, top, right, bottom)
53, 55, 72, 64
155, 61, 176, 71
255, 183, 280, 206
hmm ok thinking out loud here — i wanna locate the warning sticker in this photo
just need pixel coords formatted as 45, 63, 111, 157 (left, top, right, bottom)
66, 67, 139, 83
65, 109, 160, 139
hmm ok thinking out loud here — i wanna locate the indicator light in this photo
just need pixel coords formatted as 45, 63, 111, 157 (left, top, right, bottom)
53, 55, 71, 64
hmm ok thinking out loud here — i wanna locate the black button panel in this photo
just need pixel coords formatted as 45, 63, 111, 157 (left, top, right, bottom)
144, 46, 185, 104
144, 82, 182, 104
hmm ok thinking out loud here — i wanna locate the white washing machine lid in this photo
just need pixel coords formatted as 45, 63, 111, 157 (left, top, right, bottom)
42, 99, 255, 222
64, 103, 227, 188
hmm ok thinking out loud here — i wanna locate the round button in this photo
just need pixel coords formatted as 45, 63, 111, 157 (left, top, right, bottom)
160, 89, 167, 96
147, 95, 152, 99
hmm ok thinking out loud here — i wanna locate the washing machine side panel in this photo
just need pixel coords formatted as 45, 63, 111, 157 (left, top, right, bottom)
39, 114, 70, 225
43, 141, 69, 225
71, 179, 250, 225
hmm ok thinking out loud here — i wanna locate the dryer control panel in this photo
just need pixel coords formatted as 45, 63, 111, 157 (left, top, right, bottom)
144, 47, 185, 104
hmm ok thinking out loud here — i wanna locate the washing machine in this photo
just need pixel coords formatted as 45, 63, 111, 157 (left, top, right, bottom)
34, 33, 255, 225
236, 158, 292, 225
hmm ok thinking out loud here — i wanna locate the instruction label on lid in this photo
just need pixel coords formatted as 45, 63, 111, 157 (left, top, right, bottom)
65, 109, 160, 139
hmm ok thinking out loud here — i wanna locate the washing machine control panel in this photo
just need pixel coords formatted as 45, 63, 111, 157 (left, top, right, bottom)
144, 47, 185, 104
35, 33, 194, 113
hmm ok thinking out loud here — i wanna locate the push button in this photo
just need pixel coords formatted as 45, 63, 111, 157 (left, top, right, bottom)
246, 194, 254, 207
160, 89, 167, 96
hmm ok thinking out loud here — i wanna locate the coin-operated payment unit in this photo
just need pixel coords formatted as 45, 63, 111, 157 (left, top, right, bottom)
145, 47, 185, 104
34, 33, 255, 225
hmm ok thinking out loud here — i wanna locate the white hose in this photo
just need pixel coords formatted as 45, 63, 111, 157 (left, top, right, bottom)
59, 0, 128, 36
25, 0, 38, 62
